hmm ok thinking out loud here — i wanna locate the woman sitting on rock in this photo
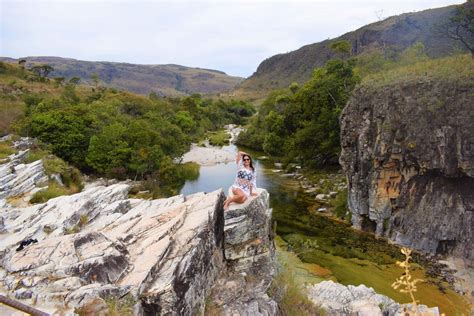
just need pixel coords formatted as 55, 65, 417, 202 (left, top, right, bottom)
224, 151, 257, 210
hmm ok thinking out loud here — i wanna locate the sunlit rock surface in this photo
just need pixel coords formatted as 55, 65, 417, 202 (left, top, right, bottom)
0, 139, 48, 200
0, 148, 277, 316
0, 184, 227, 314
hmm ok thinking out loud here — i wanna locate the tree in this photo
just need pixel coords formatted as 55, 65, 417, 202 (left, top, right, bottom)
54, 77, 65, 87
289, 82, 299, 94
439, 1, 474, 58
18, 59, 26, 69
330, 40, 352, 57
91, 73, 100, 89
86, 123, 131, 175
69, 77, 81, 85
30, 64, 54, 81
174, 110, 195, 134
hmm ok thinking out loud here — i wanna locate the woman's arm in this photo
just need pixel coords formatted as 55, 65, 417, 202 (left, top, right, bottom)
235, 151, 248, 164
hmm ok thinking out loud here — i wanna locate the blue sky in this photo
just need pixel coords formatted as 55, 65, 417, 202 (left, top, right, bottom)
0, 0, 465, 77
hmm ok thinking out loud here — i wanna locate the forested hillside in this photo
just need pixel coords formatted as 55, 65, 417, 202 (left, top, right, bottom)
0, 61, 254, 196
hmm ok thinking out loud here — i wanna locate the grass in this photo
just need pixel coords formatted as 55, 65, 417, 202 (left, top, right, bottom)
104, 295, 135, 316
27, 152, 84, 204
24, 148, 50, 163
29, 181, 78, 204
267, 236, 325, 316
289, 235, 471, 316
329, 189, 348, 220
74, 295, 135, 316
362, 54, 474, 88
0, 141, 17, 159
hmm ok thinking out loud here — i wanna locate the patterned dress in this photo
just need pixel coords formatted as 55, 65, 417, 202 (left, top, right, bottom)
232, 159, 257, 197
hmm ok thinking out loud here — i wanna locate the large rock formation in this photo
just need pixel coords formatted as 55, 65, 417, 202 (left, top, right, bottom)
0, 165, 276, 314
207, 188, 277, 315
340, 79, 474, 262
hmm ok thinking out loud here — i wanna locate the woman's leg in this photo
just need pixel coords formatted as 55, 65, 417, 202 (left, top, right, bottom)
224, 188, 247, 210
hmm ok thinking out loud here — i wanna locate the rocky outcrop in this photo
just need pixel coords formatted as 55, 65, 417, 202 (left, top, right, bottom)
340, 79, 474, 262
307, 281, 439, 316
207, 188, 277, 315
0, 138, 47, 200
0, 168, 276, 315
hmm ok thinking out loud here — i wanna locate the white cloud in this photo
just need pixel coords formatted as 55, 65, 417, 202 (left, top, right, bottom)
0, 0, 465, 77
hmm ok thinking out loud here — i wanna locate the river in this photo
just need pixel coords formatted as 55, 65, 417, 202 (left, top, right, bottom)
180, 144, 470, 315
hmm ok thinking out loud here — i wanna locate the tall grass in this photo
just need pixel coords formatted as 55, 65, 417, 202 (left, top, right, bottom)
361, 54, 474, 87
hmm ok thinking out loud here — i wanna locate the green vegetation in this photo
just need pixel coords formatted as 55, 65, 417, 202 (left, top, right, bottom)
436, 0, 474, 58
30, 182, 73, 204
237, 58, 360, 167
329, 189, 348, 220
15, 89, 253, 180
0, 61, 254, 196
0, 140, 17, 159
361, 53, 474, 87
206, 130, 231, 146
29, 151, 84, 203
239, 42, 473, 173
269, 237, 324, 315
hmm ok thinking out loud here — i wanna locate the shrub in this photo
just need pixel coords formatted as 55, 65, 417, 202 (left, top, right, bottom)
30, 182, 71, 204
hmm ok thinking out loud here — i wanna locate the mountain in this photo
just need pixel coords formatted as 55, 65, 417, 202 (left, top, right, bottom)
0, 56, 243, 96
234, 3, 468, 100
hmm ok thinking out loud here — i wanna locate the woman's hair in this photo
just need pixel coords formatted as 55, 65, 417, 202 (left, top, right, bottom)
242, 154, 255, 172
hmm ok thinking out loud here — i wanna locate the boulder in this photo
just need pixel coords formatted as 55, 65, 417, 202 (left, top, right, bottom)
207, 188, 277, 315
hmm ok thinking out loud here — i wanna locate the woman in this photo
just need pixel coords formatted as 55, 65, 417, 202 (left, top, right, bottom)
224, 151, 258, 210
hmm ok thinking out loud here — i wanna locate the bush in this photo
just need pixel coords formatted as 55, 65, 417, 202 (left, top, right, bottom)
30, 182, 71, 204
207, 130, 231, 146
0, 141, 17, 159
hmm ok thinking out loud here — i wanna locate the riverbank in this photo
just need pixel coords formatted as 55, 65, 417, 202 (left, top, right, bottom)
264, 163, 471, 315
181, 124, 242, 166
179, 141, 471, 315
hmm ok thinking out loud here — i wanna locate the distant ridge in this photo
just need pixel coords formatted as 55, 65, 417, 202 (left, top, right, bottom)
0, 56, 243, 96
234, 3, 468, 100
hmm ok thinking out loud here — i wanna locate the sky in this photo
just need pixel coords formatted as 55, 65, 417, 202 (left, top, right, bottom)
0, 0, 465, 77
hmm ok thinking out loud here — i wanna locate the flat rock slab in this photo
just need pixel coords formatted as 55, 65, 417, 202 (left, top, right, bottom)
0, 183, 226, 315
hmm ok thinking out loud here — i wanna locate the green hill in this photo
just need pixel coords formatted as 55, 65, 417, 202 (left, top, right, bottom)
234, 3, 470, 100
0, 56, 243, 96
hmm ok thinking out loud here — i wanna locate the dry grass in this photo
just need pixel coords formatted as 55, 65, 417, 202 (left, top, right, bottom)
362, 54, 474, 87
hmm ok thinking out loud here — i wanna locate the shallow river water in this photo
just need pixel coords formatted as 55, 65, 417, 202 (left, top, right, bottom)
180, 145, 470, 315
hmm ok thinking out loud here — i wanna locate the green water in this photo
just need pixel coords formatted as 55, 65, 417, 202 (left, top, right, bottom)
181, 146, 471, 315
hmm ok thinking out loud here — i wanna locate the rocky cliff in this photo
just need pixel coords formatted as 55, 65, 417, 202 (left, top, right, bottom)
0, 144, 276, 315
340, 78, 473, 263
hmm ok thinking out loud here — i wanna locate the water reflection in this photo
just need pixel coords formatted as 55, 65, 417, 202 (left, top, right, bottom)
180, 145, 271, 196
